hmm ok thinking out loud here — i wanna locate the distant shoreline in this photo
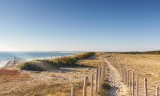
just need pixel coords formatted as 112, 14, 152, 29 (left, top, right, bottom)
0, 51, 79, 68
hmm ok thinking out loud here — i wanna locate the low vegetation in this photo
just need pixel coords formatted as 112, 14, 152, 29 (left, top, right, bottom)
100, 82, 111, 90
109, 50, 160, 55
0, 69, 20, 76
98, 79, 111, 96
18, 52, 95, 71
18, 61, 45, 71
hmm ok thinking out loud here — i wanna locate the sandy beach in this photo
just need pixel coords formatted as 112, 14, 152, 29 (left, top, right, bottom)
0, 53, 102, 96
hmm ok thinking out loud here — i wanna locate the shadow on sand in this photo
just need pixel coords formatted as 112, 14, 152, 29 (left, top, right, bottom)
109, 86, 118, 96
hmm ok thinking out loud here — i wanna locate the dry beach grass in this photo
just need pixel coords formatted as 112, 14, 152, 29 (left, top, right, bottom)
109, 53, 160, 96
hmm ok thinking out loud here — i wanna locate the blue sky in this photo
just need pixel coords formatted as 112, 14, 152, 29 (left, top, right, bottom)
0, 0, 160, 51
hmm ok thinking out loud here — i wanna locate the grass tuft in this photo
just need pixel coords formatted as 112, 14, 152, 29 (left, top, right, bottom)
100, 82, 111, 90
98, 82, 111, 96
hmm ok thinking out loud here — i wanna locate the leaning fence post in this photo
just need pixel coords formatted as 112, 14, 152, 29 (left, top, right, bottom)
103, 64, 106, 79
122, 67, 124, 81
156, 86, 159, 96
101, 66, 103, 81
91, 74, 93, 96
119, 65, 122, 77
105, 63, 108, 75
83, 77, 88, 96
126, 69, 128, 86
102, 65, 105, 81
136, 74, 139, 96
129, 71, 132, 91
98, 68, 102, 87
127, 70, 130, 86
71, 86, 74, 96
124, 68, 126, 83
132, 72, 134, 96
95, 69, 98, 93
144, 78, 147, 96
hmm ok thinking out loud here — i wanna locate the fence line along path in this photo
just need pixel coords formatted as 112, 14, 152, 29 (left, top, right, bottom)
105, 59, 130, 96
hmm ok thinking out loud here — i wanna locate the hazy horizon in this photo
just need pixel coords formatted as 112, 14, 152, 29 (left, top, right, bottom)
0, 0, 160, 51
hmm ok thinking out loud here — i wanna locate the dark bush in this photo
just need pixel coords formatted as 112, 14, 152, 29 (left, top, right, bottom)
18, 62, 45, 71
98, 89, 110, 96
100, 82, 111, 90
97, 82, 111, 96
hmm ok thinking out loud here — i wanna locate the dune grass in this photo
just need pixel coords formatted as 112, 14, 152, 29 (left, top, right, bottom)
97, 82, 111, 96
18, 52, 95, 71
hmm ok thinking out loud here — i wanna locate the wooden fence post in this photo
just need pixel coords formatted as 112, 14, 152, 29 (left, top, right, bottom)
156, 86, 159, 96
101, 67, 104, 81
144, 78, 147, 96
71, 86, 74, 96
124, 68, 126, 84
132, 72, 134, 96
120, 66, 122, 79
136, 75, 139, 96
127, 70, 130, 86
105, 64, 108, 75
126, 69, 128, 86
120, 65, 122, 77
112, 57, 114, 64
95, 69, 98, 93
103, 64, 106, 79
91, 74, 93, 96
13, 57, 16, 64
98, 68, 102, 87
124, 69, 127, 84
122, 67, 125, 81
83, 77, 88, 96
102, 64, 105, 81
128, 71, 132, 92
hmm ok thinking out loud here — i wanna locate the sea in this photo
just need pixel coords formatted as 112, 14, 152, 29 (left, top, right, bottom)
0, 51, 79, 67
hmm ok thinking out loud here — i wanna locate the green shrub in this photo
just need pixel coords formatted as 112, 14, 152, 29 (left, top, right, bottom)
18, 62, 45, 71
100, 82, 111, 90
98, 82, 111, 96
98, 89, 110, 96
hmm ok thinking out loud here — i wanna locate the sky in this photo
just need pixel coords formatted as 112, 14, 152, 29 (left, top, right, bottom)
0, 0, 160, 52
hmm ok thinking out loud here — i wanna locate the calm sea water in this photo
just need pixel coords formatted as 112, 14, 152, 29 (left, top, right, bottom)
0, 51, 78, 67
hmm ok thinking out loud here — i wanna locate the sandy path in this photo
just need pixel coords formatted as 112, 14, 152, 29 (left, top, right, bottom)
105, 59, 130, 96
